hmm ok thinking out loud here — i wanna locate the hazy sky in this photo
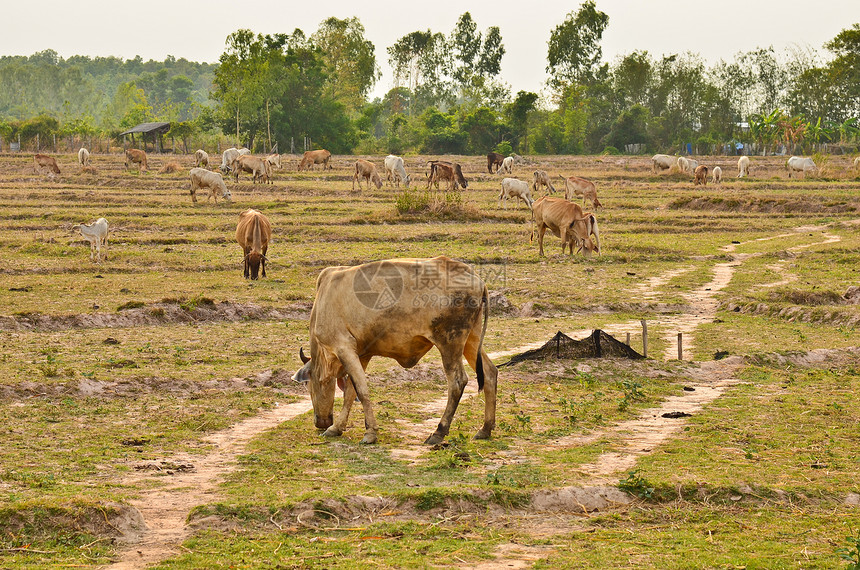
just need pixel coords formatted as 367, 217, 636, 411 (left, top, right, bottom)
4, 1, 858, 100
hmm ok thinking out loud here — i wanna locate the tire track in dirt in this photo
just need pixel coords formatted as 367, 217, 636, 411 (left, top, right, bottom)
106, 398, 311, 570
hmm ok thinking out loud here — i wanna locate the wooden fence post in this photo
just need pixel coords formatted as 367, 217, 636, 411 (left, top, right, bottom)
641, 320, 648, 358
625, 332, 630, 346
677, 333, 683, 360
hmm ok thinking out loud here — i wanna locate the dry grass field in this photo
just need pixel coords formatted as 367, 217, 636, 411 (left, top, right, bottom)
0, 150, 859, 568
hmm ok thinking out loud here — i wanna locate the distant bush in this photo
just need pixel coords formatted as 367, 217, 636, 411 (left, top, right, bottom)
601, 146, 620, 155
494, 140, 513, 156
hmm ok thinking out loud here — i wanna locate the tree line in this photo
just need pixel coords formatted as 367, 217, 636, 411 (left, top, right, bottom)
1, 4, 857, 156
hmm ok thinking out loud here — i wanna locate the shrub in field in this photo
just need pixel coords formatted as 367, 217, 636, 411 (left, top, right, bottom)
394, 188, 476, 219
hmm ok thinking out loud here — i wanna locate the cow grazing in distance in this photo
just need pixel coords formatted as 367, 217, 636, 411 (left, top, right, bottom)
384, 154, 410, 188
220, 148, 248, 173
532, 170, 556, 195
190, 168, 232, 204
498, 178, 534, 209
500, 156, 514, 174
652, 154, 675, 172
487, 152, 505, 174
236, 209, 271, 280
34, 154, 61, 175
427, 160, 468, 191
291, 256, 498, 445
738, 155, 750, 178
194, 149, 209, 168
78, 148, 90, 167
298, 149, 332, 171
125, 149, 148, 172
786, 156, 817, 178
266, 153, 282, 171
676, 156, 698, 174
712, 166, 722, 184
694, 164, 709, 185
853, 156, 860, 172
233, 155, 271, 184
352, 160, 383, 190
74, 217, 108, 263
531, 196, 600, 257
561, 175, 602, 208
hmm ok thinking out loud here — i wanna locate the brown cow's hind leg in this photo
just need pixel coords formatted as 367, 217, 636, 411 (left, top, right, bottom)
463, 337, 498, 440
425, 346, 470, 445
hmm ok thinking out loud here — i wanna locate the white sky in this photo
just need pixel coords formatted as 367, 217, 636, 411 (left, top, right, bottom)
4, 0, 858, 100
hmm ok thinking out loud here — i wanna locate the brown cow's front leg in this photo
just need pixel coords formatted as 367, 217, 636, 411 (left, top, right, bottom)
538, 225, 547, 257
324, 376, 355, 437
335, 351, 377, 444
426, 347, 470, 445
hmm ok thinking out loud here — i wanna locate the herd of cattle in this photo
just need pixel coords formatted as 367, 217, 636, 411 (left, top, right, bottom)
34, 146, 852, 277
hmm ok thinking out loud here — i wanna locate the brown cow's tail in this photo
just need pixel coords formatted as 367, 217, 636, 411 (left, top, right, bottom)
476, 287, 489, 391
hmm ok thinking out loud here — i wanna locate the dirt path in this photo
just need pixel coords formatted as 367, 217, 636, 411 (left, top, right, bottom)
106, 398, 312, 569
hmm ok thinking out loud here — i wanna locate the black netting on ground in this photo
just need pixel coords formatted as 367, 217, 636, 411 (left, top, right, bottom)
499, 330, 644, 367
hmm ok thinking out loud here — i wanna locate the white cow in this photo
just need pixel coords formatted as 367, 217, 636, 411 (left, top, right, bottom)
712, 166, 722, 184
786, 156, 816, 178
652, 154, 675, 172
384, 154, 411, 188
220, 148, 250, 173
266, 153, 282, 170
854, 156, 860, 172
194, 149, 209, 168
738, 156, 750, 178
74, 217, 108, 263
498, 178, 534, 209
500, 156, 514, 174
77, 148, 90, 167
190, 168, 232, 203
677, 156, 698, 174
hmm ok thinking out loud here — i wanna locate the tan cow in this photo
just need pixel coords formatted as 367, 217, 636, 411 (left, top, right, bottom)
561, 175, 602, 208
194, 149, 209, 168
352, 160, 383, 190
291, 256, 498, 445
531, 196, 600, 257
298, 149, 332, 171
33, 154, 61, 175
694, 164, 709, 185
125, 149, 148, 172
236, 209, 271, 280
233, 155, 270, 184
532, 170, 556, 195
190, 168, 232, 204
427, 160, 468, 191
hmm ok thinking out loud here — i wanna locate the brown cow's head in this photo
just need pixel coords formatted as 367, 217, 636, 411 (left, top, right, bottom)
245, 251, 264, 279
292, 346, 337, 430
569, 215, 599, 257
455, 164, 468, 189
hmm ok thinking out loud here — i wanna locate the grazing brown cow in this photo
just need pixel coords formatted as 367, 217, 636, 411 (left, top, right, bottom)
125, 149, 148, 172
427, 160, 468, 191
291, 256, 497, 445
233, 155, 270, 184
33, 154, 61, 175
235, 209, 271, 280
298, 149, 332, 171
532, 170, 556, 195
352, 159, 383, 190
694, 164, 709, 185
561, 175, 602, 208
531, 196, 600, 257
487, 152, 505, 174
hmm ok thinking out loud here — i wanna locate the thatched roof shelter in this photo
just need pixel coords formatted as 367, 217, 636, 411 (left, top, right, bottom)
120, 122, 171, 152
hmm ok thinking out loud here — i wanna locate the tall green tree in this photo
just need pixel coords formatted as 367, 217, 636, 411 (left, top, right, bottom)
546, 0, 609, 88
311, 17, 380, 115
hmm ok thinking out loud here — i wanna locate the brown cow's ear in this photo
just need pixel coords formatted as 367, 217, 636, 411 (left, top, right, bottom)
300, 347, 310, 364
